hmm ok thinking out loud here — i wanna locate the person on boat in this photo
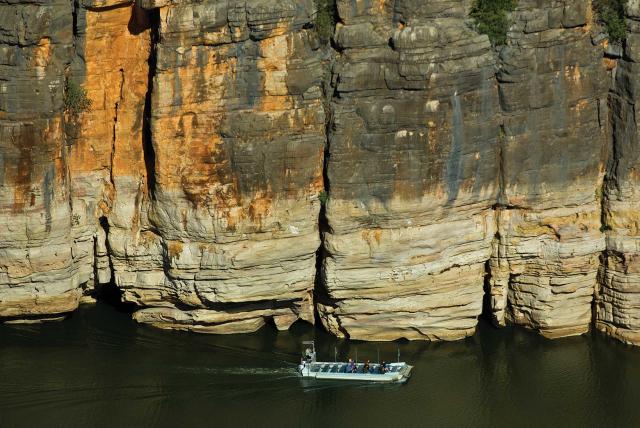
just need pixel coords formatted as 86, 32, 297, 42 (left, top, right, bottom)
346, 358, 355, 373
380, 361, 387, 374
363, 360, 370, 373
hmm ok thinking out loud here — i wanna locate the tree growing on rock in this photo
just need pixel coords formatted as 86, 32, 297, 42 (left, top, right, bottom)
64, 79, 91, 116
593, 0, 627, 43
314, 0, 337, 43
469, 0, 517, 46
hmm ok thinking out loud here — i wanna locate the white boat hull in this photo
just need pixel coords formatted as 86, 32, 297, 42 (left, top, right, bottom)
298, 362, 413, 383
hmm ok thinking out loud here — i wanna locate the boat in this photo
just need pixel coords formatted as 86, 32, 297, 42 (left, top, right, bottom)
297, 341, 413, 383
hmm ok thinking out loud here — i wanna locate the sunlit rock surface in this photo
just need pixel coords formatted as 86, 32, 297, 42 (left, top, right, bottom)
0, 1, 81, 319
596, 2, 640, 345
68, 2, 154, 301
488, 0, 608, 338
2, 0, 640, 345
317, 0, 500, 341
117, 0, 325, 333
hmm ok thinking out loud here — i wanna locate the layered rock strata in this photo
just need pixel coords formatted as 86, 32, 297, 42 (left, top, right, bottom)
488, 0, 609, 338
0, 2, 81, 319
317, 0, 501, 341
68, 1, 154, 300
596, 3, 640, 345
3, 0, 640, 346
116, 0, 326, 333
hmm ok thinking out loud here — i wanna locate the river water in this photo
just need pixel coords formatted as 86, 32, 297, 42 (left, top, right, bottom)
1, 303, 640, 427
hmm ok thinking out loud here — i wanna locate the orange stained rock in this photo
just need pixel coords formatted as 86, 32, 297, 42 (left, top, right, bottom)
154, 107, 239, 208
9, 118, 64, 214
69, 4, 151, 189
309, 149, 325, 193
565, 64, 582, 82
573, 98, 590, 112
34, 37, 51, 80
362, 229, 383, 246
603, 58, 617, 71
350, 0, 390, 16
166, 240, 184, 260
257, 36, 292, 112
248, 192, 273, 226
152, 51, 236, 200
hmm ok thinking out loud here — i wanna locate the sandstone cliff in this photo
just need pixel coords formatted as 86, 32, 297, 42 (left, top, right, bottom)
124, 0, 325, 333
0, 1, 79, 320
489, 0, 609, 339
2, 0, 640, 346
317, 0, 500, 340
597, 0, 640, 345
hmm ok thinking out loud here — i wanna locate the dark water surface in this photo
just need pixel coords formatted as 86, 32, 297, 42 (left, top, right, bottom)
2, 303, 640, 428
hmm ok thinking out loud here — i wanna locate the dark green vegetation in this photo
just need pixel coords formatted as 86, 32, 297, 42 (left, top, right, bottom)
318, 190, 329, 206
2, 303, 640, 426
469, 0, 517, 46
593, 0, 627, 43
314, 0, 337, 43
64, 79, 91, 115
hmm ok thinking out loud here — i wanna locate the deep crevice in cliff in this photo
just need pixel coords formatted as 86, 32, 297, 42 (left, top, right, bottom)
142, 7, 159, 200
71, 0, 79, 37
481, 259, 493, 322
93, 216, 135, 313
312, 29, 340, 330
592, 44, 622, 331
109, 68, 125, 189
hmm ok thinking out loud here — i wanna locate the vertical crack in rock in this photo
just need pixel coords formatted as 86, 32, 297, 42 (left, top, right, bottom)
72, 0, 79, 37
110, 68, 125, 190
314, 39, 350, 338
142, 8, 159, 199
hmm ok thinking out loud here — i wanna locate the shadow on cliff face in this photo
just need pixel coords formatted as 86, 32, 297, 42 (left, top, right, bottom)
94, 281, 136, 314
127, 4, 153, 36
481, 259, 495, 325
93, 216, 136, 314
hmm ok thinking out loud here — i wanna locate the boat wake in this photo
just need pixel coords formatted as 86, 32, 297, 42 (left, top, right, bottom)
177, 366, 300, 377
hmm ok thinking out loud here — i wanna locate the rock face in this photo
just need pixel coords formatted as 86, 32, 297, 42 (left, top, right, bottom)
117, 0, 326, 333
317, 0, 500, 340
488, 0, 609, 338
596, 2, 640, 345
0, 1, 81, 319
68, 1, 154, 301
2, 0, 640, 345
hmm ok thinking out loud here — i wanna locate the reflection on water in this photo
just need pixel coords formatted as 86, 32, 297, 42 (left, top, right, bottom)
1, 303, 640, 427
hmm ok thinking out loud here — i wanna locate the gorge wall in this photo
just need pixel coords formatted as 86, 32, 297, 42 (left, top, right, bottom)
1, 0, 640, 345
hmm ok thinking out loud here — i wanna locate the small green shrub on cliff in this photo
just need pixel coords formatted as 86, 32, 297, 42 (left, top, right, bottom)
318, 190, 329, 206
64, 79, 91, 115
593, 0, 627, 43
314, 0, 337, 43
470, 0, 517, 46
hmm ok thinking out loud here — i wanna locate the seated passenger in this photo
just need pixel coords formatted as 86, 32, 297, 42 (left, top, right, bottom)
380, 361, 387, 373
346, 358, 355, 373
363, 360, 370, 373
